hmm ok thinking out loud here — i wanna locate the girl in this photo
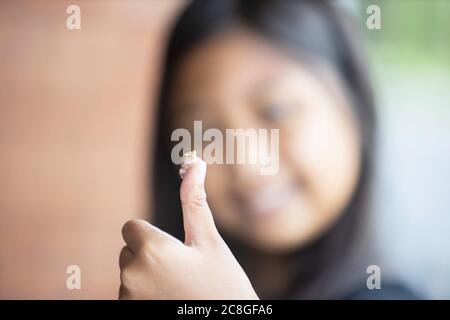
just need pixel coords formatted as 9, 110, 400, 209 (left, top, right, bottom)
119, 0, 417, 299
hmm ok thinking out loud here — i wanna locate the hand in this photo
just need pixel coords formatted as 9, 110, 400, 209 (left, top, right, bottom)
119, 156, 259, 300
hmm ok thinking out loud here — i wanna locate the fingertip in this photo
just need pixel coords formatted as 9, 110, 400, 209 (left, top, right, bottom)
181, 156, 207, 185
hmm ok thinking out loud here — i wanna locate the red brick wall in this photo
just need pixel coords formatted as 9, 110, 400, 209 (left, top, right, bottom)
0, 0, 182, 299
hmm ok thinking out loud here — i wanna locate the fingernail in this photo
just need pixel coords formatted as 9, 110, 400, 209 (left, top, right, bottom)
183, 150, 197, 164
195, 159, 206, 185
181, 151, 206, 185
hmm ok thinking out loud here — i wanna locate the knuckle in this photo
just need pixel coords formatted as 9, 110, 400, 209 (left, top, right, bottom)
181, 185, 208, 210
142, 244, 164, 265
138, 242, 154, 258
122, 219, 138, 236
136, 242, 163, 267
190, 189, 208, 209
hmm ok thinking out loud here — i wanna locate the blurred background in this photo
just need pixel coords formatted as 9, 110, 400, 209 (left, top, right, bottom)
359, 0, 450, 299
0, 0, 449, 299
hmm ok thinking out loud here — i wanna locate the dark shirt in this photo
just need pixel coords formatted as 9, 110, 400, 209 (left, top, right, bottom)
342, 282, 420, 300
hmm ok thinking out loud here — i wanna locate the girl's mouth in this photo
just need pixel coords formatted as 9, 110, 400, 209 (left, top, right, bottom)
237, 181, 300, 217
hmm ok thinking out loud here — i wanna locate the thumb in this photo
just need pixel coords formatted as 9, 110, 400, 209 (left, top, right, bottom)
179, 154, 219, 246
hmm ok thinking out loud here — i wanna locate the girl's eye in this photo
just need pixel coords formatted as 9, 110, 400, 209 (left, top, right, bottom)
260, 102, 295, 122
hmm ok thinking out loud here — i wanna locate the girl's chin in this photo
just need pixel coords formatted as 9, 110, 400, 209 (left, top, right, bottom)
238, 220, 317, 253
243, 233, 311, 253
241, 191, 301, 219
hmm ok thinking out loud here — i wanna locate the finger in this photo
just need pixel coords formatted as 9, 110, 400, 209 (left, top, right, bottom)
119, 246, 133, 270
121, 219, 181, 252
180, 155, 219, 246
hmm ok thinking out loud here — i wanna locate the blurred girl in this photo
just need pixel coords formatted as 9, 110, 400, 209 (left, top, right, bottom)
119, 0, 417, 299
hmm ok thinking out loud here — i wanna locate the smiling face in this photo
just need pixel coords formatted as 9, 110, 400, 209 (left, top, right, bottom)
169, 27, 361, 252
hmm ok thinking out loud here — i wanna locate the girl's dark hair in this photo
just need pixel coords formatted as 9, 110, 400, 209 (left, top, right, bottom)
151, 0, 376, 299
